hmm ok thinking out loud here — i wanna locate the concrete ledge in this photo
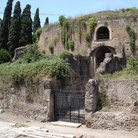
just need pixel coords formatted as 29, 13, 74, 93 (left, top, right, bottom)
51, 121, 82, 128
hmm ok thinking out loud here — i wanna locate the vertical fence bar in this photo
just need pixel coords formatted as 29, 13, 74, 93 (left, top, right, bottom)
78, 97, 80, 123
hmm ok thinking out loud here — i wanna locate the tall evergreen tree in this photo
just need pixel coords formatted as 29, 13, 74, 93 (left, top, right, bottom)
19, 4, 32, 46
44, 17, 49, 26
0, 0, 13, 50
33, 8, 41, 33
0, 18, 2, 28
8, 1, 21, 55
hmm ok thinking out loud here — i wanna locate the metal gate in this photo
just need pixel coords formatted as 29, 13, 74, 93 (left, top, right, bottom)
54, 90, 85, 123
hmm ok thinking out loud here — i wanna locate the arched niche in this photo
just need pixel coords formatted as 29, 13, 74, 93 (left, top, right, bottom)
95, 46, 111, 67
89, 46, 116, 77
97, 26, 110, 40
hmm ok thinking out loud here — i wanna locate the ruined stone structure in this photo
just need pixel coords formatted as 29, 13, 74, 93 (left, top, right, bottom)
85, 79, 138, 131
38, 15, 138, 77
0, 11, 138, 131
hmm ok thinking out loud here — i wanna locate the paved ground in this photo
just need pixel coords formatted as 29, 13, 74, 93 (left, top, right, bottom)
0, 112, 138, 138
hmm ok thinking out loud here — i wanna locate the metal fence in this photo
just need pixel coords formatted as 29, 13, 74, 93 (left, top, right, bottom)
54, 90, 85, 123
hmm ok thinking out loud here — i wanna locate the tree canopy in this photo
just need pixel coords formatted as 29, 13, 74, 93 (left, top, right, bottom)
33, 8, 41, 33
8, 1, 21, 55
0, 0, 13, 50
19, 4, 32, 46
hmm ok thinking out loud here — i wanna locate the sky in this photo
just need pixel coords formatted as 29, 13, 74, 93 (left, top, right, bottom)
0, 0, 138, 26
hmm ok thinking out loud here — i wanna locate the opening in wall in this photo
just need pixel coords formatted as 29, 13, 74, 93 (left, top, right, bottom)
97, 27, 109, 40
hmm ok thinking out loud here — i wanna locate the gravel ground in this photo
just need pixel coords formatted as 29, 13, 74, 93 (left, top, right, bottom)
0, 112, 138, 138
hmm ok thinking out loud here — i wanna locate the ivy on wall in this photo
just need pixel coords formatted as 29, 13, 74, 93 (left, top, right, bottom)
58, 16, 97, 50
126, 25, 136, 54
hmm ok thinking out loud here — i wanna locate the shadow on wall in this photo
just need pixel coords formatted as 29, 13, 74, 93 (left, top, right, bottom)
89, 45, 124, 77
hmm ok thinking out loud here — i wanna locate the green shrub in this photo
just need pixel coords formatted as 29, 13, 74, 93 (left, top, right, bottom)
59, 50, 71, 60
89, 18, 97, 36
48, 44, 54, 54
65, 42, 70, 50
33, 28, 42, 42
22, 44, 43, 63
84, 32, 91, 47
52, 37, 59, 46
84, 32, 91, 42
130, 39, 135, 53
59, 15, 66, 26
99, 92, 109, 107
0, 49, 11, 64
69, 40, 74, 51
128, 57, 138, 74
0, 56, 72, 82
126, 25, 131, 33
125, 25, 136, 53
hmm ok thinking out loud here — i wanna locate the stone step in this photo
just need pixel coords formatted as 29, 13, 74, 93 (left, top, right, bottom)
18, 127, 76, 138
20, 126, 48, 132
51, 121, 82, 128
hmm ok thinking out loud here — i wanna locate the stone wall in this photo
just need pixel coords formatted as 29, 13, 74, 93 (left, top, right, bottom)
62, 55, 89, 90
0, 80, 58, 122
85, 79, 138, 131
38, 16, 138, 58
12, 46, 27, 62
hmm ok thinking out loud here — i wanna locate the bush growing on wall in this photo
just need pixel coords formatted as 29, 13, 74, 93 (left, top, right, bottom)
128, 57, 138, 74
0, 48, 72, 82
59, 50, 71, 60
89, 18, 97, 36
48, 44, 54, 54
22, 44, 43, 63
84, 32, 91, 47
69, 40, 74, 51
125, 25, 136, 53
59, 15, 67, 26
33, 28, 42, 42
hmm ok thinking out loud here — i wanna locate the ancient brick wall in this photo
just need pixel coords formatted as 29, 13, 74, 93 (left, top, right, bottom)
85, 79, 138, 131
38, 17, 138, 58
0, 80, 57, 122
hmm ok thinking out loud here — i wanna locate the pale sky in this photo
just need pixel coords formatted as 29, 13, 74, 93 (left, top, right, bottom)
0, 0, 138, 26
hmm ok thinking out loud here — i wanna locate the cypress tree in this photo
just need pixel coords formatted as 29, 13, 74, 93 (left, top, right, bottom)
44, 17, 49, 26
0, 18, 2, 28
33, 8, 41, 33
19, 4, 32, 46
0, 0, 13, 50
8, 1, 21, 55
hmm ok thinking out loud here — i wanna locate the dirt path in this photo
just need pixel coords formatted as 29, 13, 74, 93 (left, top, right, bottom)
0, 112, 138, 138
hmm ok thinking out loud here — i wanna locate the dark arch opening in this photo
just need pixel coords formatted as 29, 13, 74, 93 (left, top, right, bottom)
96, 46, 111, 67
97, 27, 109, 40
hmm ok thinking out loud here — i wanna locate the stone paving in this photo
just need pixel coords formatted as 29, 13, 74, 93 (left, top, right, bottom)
0, 121, 76, 138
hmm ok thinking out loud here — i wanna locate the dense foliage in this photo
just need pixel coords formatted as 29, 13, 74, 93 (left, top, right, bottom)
125, 25, 136, 53
128, 57, 138, 74
8, 1, 21, 55
0, 49, 11, 64
33, 8, 41, 33
48, 44, 54, 54
0, 44, 72, 82
0, 0, 13, 50
33, 28, 42, 42
19, 4, 32, 46
59, 50, 71, 60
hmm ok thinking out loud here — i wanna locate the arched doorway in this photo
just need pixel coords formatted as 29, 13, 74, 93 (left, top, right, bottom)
95, 46, 111, 67
89, 46, 116, 78
97, 27, 109, 40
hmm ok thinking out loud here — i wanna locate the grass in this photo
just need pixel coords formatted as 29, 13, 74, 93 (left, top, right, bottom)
73, 7, 138, 22
98, 68, 138, 80
0, 58, 72, 82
